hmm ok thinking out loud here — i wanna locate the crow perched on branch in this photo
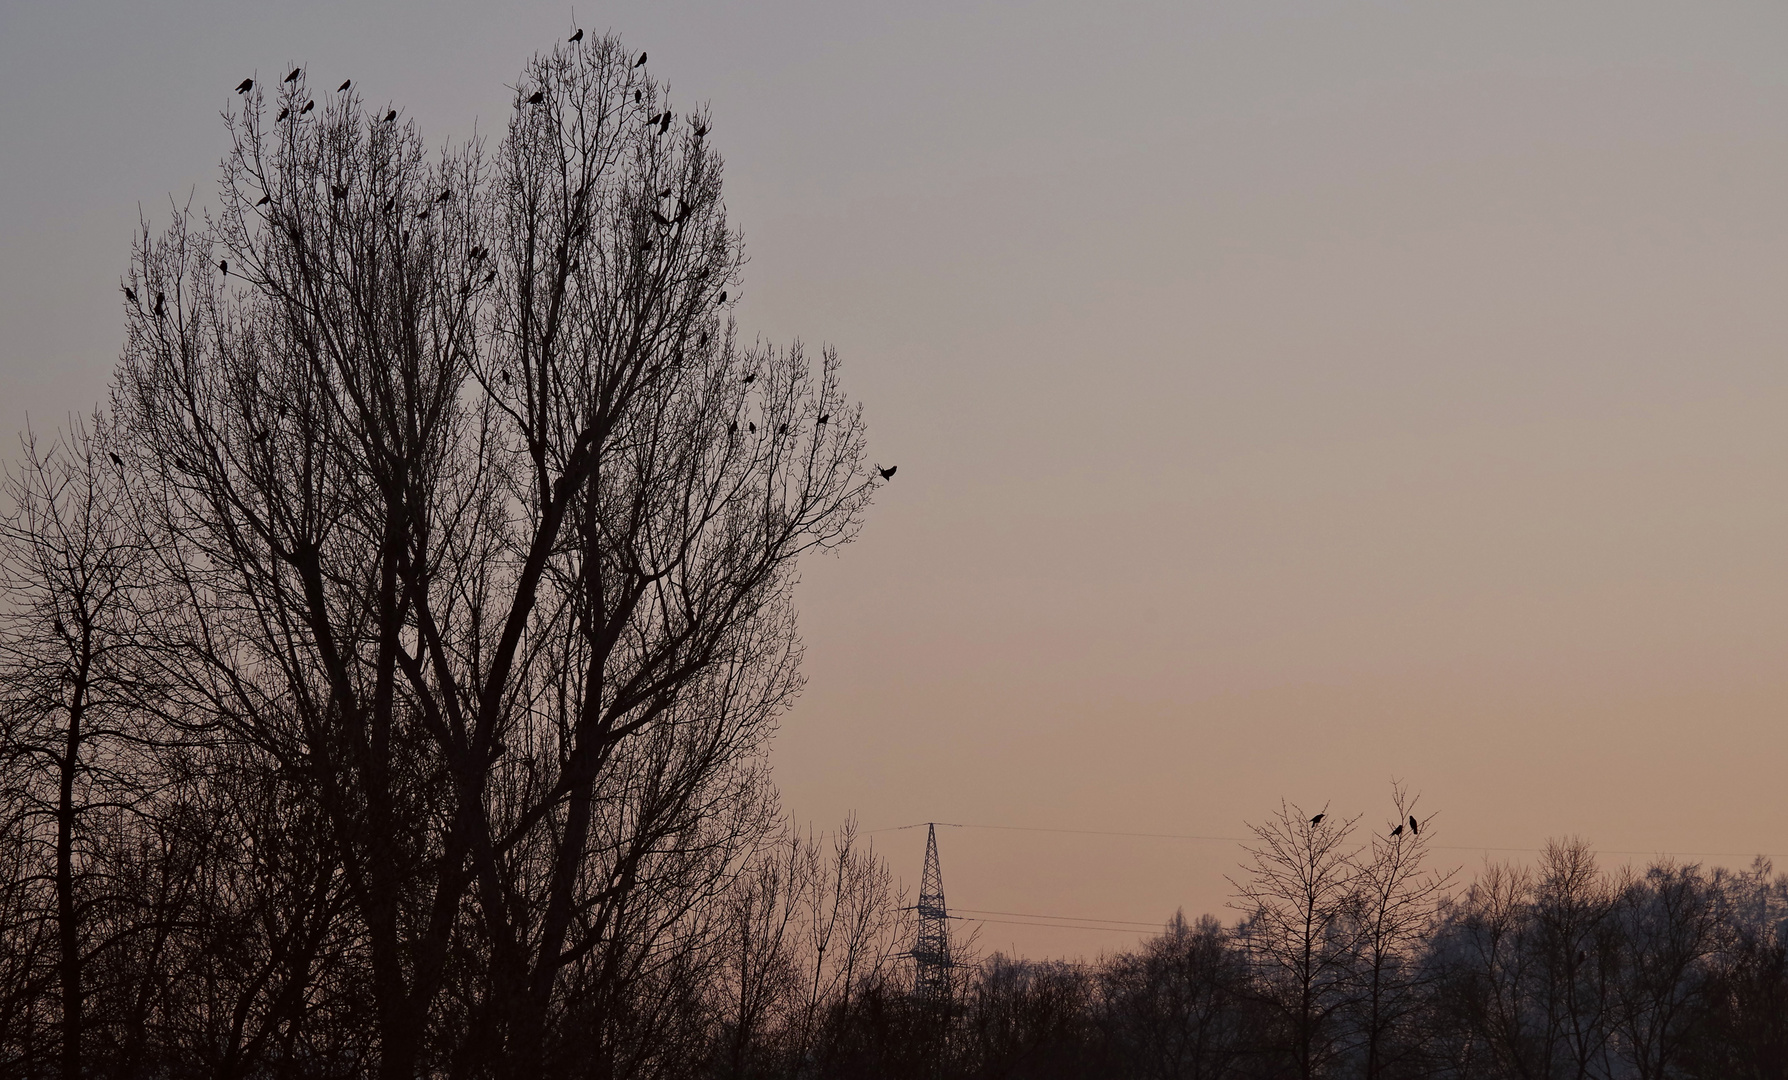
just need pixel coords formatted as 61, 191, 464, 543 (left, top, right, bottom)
569, 28, 583, 42
383, 109, 397, 122
1409, 816, 1419, 835
338, 79, 351, 92
634, 52, 647, 67
1310, 813, 1325, 826
236, 78, 254, 94
284, 68, 302, 83
300, 100, 314, 114
527, 91, 544, 105
1391, 824, 1403, 838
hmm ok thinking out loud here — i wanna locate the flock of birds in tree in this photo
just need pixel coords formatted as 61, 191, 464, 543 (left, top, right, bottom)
1308, 812, 1420, 839
121, 41, 901, 489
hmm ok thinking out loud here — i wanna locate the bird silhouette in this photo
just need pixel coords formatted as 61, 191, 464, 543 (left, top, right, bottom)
417, 208, 430, 220
153, 293, 166, 317
257, 194, 271, 206
777, 423, 788, 435
470, 245, 486, 260
53, 618, 64, 637
173, 457, 192, 473
284, 68, 302, 83
278, 107, 289, 121
482, 269, 496, 283
693, 122, 708, 138
718, 291, 727, 303
338, 79, 351, 92
658, 112, 672, 134
646, 112, 663, 126
747, 422, 757, 434
331, 185, 348, 200
569, 28, 583, 42
300, 99, 314, 114
1310, 813, 1326, 826
729, 421, 738, 436
527, 91, 544, 105
652, 210, 670, 226
877, 465, 897, 480
742, 373, 756, 385
123, 286, 137, 303
634, 52, 647, 67
634, 90, 642, 103
236, 78, 254, 94
817, 414, 829, 424
383, 109, 397, 122
108, 452, 123, 467
218, 260, 228, 276
384, 199, 396, 213
1409, 816, 1419, 835
437, 188, 451, 202
1391, 824, 1404, 837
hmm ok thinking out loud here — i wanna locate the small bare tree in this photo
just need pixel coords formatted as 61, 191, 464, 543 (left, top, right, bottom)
1230, 801, 1360, 1080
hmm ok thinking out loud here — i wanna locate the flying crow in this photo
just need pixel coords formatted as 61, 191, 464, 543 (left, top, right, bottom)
877, 465, 897, 480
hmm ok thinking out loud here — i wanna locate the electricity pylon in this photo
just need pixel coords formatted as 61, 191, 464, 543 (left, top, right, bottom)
911, 822, 955, 999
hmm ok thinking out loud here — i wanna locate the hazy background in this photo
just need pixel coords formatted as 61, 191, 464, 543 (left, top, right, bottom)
6, 0, 1788, 959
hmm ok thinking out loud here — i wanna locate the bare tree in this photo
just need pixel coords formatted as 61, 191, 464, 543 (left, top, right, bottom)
1348, 783, 1454, 1079
110, 33, 877, 1079
1230, 801, 1360, 1080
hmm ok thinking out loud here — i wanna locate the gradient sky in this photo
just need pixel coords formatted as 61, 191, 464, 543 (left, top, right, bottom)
7, 0, 1788, 960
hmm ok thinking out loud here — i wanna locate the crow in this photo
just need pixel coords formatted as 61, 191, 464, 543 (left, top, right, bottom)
153, 293, 166, 317
338, 79, 351, 92
331, 185, 348, 200
1409, 816, 1419, 835
254, 430, 269, 444
482, 269, 496, 283
817, 414, 829, 424
218, 260, 228, 276
470, 245, 486, 260
569, 28, 583, 42
658, 112, 672, 134
675, 198, 690, 222
568, 259, 579, 271
634, 52, 647, 67
634, 89, 642, 103
717, 291, 727, 303
437, 188, 450, 202
123, 286, 137, 303
646, 112, 663, 126
743, 373, 756, 385
108, 452, 123, 467
53, 619, 64, 637
652, 210, 670, 226
257, 194, 271, 206
777, 423, 788, 435
1391, 824, 1403, 837
877, 465, 897, 480
748, 422, 756, 434
639, 240, 651, 252
527, 91, 544, 105
1311, 813, 1325, 826
384, 109, 397, 122
174, 457, 192, 473
693, 122, 708, 138
300, 99, 314, 114
729, 422, 738, 436
237, 78, 254, 94
417, 208, 430, 220
278, 107, 289, 121
501, 370, 511, 383
285, 68, 302, 83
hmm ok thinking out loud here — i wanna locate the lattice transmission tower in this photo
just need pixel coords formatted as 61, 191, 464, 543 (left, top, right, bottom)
911, 823, 955, 999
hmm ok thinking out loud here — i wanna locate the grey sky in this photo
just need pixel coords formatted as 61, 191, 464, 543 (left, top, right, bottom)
8, 0, 1788, 958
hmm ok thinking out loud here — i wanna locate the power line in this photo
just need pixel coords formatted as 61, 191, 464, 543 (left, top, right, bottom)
954, 907, 1163, 928
871, 821, 1786, 861
965, 917, 1154, 934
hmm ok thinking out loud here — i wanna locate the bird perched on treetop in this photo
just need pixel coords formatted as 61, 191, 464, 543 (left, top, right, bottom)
1409, 816, 1419, 835
1391, 824, 1403, 838
300, 100, 314, 114
658, 112, 672, 134
338, 79, 351, 92
634, 52, 647, 67
817, 414, 829, 425
122, 286, 137, 303
1310, 813, 1325, 826
437, 188, 451, 202
383, 109, 397, 122
284, 68, 302, 83
569, 28, 583, 42
527, 91, 544, 105
277, 107, 289, 121
236, 78, 254, 94
877, 465, 897, 481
